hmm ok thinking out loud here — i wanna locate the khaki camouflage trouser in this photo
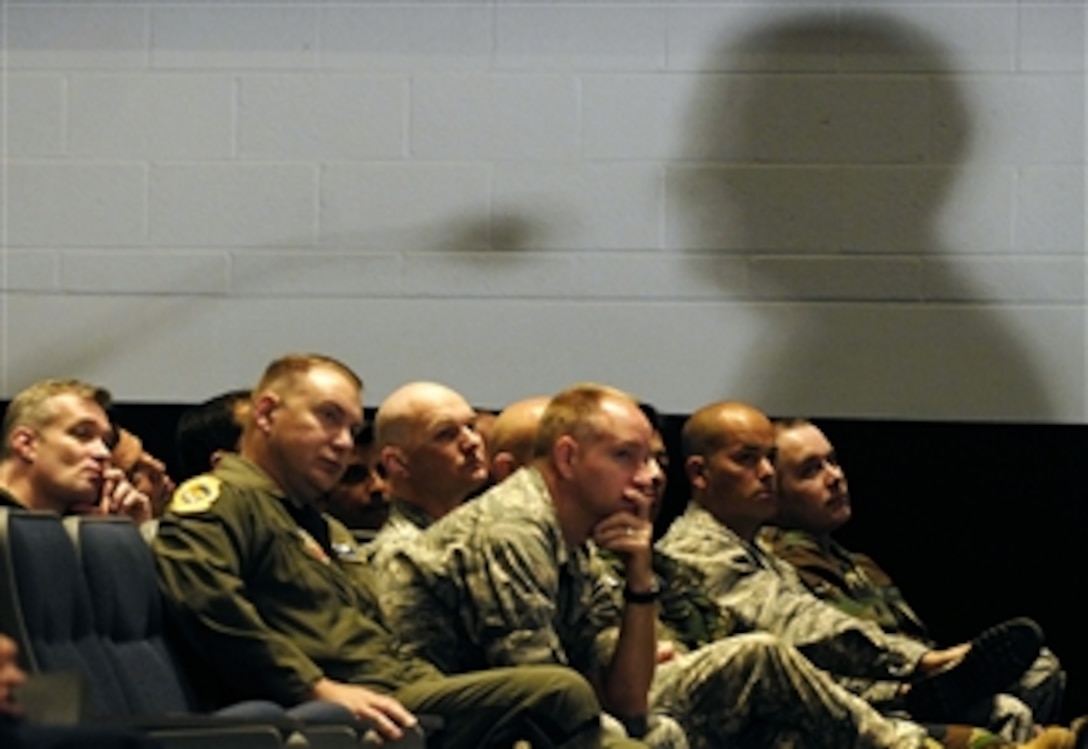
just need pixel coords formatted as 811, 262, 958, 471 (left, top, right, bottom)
649, 632, 928, 749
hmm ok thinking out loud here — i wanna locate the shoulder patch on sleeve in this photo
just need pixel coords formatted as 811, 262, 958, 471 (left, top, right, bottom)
169, 476, 222, 515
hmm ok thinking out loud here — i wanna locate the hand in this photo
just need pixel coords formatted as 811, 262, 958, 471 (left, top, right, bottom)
593, 511, 654, 590
309, 678, 418, 741
916, 643, 970, 676
0, 635, 26, 718
99, 468, 153, 525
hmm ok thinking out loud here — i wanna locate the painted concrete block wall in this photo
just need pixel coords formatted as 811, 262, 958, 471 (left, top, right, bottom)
1, 1, 1084, 423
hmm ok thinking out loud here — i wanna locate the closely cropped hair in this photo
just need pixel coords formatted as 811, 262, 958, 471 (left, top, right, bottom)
1, 379, 112, 459
638, 402, 663, 433
772, 418, 812, 436
533, 383, 636, 458
771, 418, 815, 466
174, 388, 250, 480
254, 354, 363, 397
681, 401, 733, 460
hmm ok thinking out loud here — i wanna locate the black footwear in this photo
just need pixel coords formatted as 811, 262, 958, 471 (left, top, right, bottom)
905, 617, 1044, 721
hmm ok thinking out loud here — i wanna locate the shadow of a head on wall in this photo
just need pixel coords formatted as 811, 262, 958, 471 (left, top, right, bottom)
675, 10, 1055, 422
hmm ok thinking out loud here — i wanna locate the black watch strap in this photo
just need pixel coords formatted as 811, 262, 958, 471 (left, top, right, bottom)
623, 583, 660, 604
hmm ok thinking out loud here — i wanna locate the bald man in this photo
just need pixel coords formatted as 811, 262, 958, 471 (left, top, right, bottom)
655, 401, 1049, 735
488, 396, 551, 483
367, 382, 488, 562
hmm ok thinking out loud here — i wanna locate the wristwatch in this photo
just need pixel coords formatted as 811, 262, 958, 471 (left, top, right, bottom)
623, 580, 661, 605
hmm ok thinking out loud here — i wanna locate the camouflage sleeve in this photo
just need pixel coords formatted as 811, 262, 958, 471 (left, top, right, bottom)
152, 484, 324, 704
851, 553, 932, 642
766, 532, 855, 600
380, 521, 578, 674
467, 527, 576, 668
652, 551, 736, 651
379, 545, 473, 672
679, 540, 929, 680
769, 535, 909, 630
771, 532, 932, 643
583, 552, 627, 675
832, 675, 906, 706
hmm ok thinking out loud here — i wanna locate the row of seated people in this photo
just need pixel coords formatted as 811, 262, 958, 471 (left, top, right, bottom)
0, 358, 1081, 749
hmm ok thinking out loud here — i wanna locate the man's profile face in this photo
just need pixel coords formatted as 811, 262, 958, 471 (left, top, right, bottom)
262, 366, 363, 503
326, 441, 390, 527
570, 397, 660, 522
403, 391, 488, 500
25, 393, 113, 513
111, 428, 176, 516
774, 423, 851, 534
690, 408, 777, 538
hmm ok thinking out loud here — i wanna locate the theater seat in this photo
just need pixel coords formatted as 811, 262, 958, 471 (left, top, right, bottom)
66, 514, 392, 748
0, 508, 290, 748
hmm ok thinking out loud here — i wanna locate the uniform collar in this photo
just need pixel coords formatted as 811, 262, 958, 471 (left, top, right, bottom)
214, 453, 304, 508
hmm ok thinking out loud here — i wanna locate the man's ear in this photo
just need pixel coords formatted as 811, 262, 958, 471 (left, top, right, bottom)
490, 452, 516, 483
552, 436, 578, 480
685, 455, 707, 491
251, 392, 280, 434
380, 445, 409, 480
8, 426, 38, 463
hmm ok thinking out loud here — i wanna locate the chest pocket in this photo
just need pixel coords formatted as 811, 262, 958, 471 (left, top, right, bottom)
251, 523, 361, 617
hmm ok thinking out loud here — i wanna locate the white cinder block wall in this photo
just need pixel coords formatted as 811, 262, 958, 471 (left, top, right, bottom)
0, 1, 1084, 423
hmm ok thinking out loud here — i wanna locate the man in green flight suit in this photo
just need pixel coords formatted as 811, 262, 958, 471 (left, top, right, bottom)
153, 353, 647, 749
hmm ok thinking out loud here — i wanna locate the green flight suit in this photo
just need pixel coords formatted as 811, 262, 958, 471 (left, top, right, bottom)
154, 454, 641, 749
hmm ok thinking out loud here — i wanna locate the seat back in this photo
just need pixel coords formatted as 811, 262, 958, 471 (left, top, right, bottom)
65, 516, 196, 715
0, 508, 131, 716
0, 510, 321, 748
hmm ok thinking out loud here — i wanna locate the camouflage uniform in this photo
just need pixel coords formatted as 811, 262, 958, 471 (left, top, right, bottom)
759, 528, 926, 637
656, 503, 932, 681
762, 527, 1065, 739
153, 455, 647, 749
362, 499, 433, 567
380, 467, 936, 749
599, 548, 736, 652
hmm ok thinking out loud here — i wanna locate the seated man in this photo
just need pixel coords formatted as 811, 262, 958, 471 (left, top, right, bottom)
153, 354, 641, 749
0, 379, 152, 525
318, 422, 390, 537
764, 418, 1064, 738
487, 397, 728, 652
366, 381, 488, 562
173, 388, 250, 481
110, 427, 176, 518
379, 386, 1074, 749
488, 396, 550, 483
656, 401, 1065, 742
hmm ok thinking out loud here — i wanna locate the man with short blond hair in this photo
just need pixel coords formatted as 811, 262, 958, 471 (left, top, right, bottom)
0, 378, 151, 524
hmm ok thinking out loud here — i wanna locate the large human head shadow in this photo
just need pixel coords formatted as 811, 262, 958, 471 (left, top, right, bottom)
677, 11, 1054, 421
